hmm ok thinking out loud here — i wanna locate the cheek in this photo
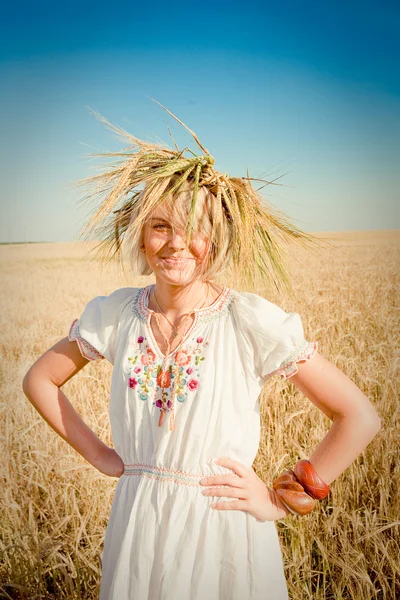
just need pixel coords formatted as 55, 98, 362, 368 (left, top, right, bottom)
190, 236, 209, 259
143, 228, 163, 251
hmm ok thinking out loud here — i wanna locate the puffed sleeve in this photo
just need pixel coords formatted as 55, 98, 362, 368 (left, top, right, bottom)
231, 291, 318, 382
67, 287, 136, 365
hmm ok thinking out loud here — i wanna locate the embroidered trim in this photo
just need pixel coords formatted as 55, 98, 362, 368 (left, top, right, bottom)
276, 340, 318, 379
123, 463, 205, 486
132, 284, 235, 324
68, 319, 105, 361
122, 462, 235, 488
132, 288, 146, 322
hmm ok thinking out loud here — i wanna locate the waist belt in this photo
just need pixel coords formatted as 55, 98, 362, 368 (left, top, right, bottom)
123, 462, 236, 488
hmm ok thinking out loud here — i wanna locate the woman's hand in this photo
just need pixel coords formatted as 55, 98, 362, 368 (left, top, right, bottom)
94, 445, 124, 478
200, 457, 291, 521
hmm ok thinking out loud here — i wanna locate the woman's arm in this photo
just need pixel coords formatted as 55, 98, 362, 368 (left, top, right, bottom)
288, 352, 382, 485
22, 337, 123, 477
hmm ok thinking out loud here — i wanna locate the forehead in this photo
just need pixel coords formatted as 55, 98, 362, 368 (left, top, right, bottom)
149, 198, 210, 222
149, 213, 169, 221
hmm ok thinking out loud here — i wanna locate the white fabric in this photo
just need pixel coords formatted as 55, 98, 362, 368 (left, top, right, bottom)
69, 284, 318, 600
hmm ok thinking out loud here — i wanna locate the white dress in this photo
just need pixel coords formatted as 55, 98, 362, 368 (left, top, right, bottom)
68, 283, 318, 600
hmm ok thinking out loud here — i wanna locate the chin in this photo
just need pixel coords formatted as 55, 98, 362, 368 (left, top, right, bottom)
155, 268, 198, 284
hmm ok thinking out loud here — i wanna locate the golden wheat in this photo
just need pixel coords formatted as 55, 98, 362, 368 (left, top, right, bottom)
0, 231, 398, 599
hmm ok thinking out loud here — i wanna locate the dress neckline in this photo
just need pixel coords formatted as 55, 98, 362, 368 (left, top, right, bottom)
133, 284, 235, 361
137, 283, 234, 322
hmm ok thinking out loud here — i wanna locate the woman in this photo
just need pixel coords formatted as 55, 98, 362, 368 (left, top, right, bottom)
22, 104, 381, 599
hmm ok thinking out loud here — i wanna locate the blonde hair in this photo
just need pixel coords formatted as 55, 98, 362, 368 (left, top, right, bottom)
124, 175, 233, 283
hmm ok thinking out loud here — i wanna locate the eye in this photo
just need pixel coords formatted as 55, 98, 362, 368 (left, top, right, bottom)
153, 224, 170, 230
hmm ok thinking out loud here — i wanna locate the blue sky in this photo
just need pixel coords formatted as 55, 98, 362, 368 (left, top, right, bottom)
1, 0, 399, 242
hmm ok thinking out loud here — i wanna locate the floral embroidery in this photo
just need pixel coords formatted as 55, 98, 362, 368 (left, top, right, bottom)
188, 379, 199, 391
126, 334, 209, 418
128, 377, 138, 389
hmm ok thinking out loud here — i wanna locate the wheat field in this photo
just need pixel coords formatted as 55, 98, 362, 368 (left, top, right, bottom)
1, 231, 398, 599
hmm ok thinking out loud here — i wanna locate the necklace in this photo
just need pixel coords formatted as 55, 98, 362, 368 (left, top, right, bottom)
149, 282, 211, 431
151, 282, 210, 357
153, 282, 211, 341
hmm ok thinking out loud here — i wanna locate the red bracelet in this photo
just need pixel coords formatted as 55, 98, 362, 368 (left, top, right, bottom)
293, 459, 330, 500
272, 459, 331, 517
272, 470, 316, 516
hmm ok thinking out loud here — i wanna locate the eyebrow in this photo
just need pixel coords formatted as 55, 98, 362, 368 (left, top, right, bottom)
150, 217, 169, 222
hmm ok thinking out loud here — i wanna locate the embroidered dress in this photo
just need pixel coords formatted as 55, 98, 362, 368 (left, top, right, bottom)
68, 284, 318, 600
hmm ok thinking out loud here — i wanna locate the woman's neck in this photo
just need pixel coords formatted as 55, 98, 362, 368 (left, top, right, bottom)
148, 280, 220, 319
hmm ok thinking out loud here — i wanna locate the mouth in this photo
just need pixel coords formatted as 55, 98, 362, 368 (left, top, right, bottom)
161, 256, 188, 262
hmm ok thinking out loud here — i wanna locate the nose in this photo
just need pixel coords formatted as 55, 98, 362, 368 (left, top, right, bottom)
168, 227, 188, 250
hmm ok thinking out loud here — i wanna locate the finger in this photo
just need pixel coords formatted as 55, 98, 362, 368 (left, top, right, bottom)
204, 486, 249, 499
201, 474, 244, 488
214, 457, 249, 478
210, 499, 249, 511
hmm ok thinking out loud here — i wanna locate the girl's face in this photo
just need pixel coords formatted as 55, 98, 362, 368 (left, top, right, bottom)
141, 207, 210, 285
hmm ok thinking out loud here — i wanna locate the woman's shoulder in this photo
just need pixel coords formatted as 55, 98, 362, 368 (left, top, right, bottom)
230, 289, 288, 324
106, 286, 141, 300
229, 288, 314, 381
81, 286, 142, 322
94, 286, 143, 305
70, 287, 142, 365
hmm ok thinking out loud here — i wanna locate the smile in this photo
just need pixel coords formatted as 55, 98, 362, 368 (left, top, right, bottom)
161, 257, 188, 263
